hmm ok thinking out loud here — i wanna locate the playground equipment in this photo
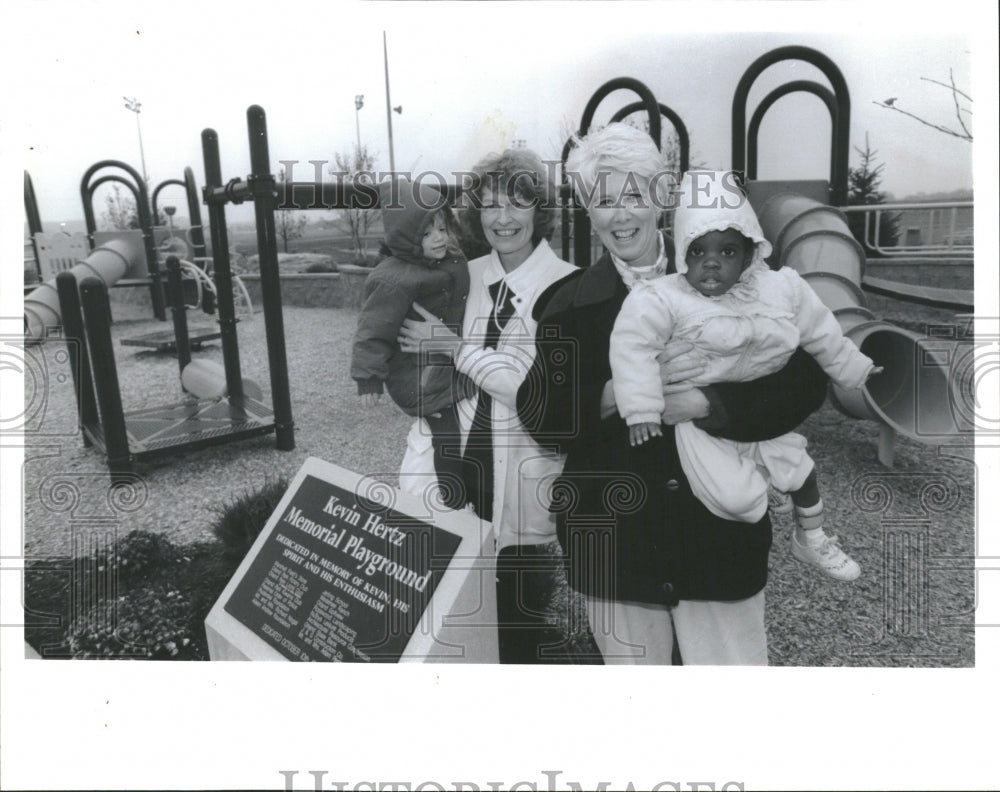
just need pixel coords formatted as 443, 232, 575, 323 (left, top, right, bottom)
22, 164, 227, 344
24, 235, 141, 342
80, 160, 167, 318
56, 106, 294, 474
566, 49, 968, 466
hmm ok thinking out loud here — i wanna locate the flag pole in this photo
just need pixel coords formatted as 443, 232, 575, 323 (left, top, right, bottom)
383, 31, 396, 174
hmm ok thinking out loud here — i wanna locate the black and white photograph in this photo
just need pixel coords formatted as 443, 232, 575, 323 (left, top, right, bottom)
1, 0, 996, 789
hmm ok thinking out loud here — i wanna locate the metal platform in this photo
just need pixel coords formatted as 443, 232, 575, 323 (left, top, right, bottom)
83, 395, 276, 460
120, 324, 224, 353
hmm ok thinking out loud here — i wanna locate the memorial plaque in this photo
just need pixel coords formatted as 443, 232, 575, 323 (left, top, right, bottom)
206, 458, 498, 662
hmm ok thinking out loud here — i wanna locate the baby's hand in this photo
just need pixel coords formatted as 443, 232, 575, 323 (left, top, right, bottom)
360, 393, 381, 408
867, 366, 885, 380
629, 422, 662, 446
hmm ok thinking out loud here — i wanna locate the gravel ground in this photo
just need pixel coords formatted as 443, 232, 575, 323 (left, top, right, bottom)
21, 296, 976, 666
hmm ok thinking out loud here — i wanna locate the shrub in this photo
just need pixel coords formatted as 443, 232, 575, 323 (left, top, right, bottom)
23, 529, 234, 660
211, 476, 289, 561
305, 262, 337, 274
353, 252, 382, 268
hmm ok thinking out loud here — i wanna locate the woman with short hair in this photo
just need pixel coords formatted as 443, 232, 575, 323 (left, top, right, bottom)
517, 123, 829, 664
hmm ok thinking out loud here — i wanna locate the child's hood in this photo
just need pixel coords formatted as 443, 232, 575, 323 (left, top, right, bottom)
379, 179, 450, 263
672, 170, 772, 274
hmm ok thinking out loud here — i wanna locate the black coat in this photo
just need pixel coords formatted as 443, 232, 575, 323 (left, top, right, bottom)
516, 251, 828, 606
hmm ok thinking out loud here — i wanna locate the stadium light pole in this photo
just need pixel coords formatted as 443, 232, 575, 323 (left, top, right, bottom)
354, 94, 364, 154
123, 96, 148, 184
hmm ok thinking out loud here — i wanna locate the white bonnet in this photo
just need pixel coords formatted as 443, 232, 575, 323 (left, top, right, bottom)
672, 170, 772, 274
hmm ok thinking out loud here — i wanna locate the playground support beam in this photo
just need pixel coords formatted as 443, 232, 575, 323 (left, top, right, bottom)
246, 105, 295, 452
79, 277, 133, 476
201, 129, 246, 403
55, 272, 98, 445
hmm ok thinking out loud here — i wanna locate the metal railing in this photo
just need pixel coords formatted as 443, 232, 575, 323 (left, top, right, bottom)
841, 201, 973, 259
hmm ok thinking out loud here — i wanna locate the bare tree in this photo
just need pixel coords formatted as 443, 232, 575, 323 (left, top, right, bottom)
330, 145, 381, 264
276, 168, 308, 253
100, 183, 139, 230
873, 68, 972, 142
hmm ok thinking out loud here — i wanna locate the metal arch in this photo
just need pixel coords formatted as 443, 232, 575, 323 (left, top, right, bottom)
747, 80, 839, 183
80, 159, 164, 319
24, 171, 43, 276
183, 166, 208, 263
566, 77, 663, 267
577, 77, 662, 147
732, 46, 851, 205
80, 160, 153, 240
152, 178, 185, 220
151, 171, 209, 304
24, 171, 43, 235
610, 101, 690, 173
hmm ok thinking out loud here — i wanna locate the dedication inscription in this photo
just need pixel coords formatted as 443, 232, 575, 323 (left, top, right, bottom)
224, 475, 463, 661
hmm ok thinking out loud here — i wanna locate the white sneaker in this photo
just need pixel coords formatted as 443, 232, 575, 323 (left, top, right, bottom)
767, 486, 794, 515
791, 532, 861, 581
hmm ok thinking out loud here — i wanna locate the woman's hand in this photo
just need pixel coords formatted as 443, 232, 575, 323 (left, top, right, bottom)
660, 388, 711, 426
398, 302, 463, 358
658, 340, 707, 394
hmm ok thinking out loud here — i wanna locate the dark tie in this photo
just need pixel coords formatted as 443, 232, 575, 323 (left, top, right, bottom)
462, 278, 516, 521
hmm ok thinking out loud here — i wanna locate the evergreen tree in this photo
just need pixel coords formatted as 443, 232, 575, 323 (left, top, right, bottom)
847, 134, 899, 256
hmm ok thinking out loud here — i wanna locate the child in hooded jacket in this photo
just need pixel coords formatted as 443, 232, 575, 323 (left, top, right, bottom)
609, 170, 882, 581
351, 179, 470, 503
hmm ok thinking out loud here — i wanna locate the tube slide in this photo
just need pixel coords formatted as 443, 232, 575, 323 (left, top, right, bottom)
753, 190, 960, 445
24, 236, 143, 343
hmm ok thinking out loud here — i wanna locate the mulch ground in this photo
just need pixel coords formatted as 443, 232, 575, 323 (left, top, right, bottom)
21, 295, 975, 665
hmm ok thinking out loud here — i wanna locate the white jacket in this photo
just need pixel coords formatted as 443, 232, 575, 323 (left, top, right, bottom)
611, 262, 875, 426
399, 240, 577, 550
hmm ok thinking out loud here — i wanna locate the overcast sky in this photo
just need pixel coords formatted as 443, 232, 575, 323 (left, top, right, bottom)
2, 0, 981, 226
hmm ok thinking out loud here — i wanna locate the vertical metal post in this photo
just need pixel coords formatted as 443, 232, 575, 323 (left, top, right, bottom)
201, 129, 245, 402
559, 138, 574, 262
166, 256, 192, 375
183, 166, 213, 314
24, 171, 43, 277
246, 105, 295, 450
79, 277, 132, 474
134, 174, 166, 321
55, 272, 98, 445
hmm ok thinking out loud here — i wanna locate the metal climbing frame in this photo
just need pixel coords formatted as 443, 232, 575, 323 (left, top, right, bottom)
201, 105, 295, 452
55, 106, 296, 475
80, 160, 167, 319
731, 45, 852, 206
559, 78, 692, 268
